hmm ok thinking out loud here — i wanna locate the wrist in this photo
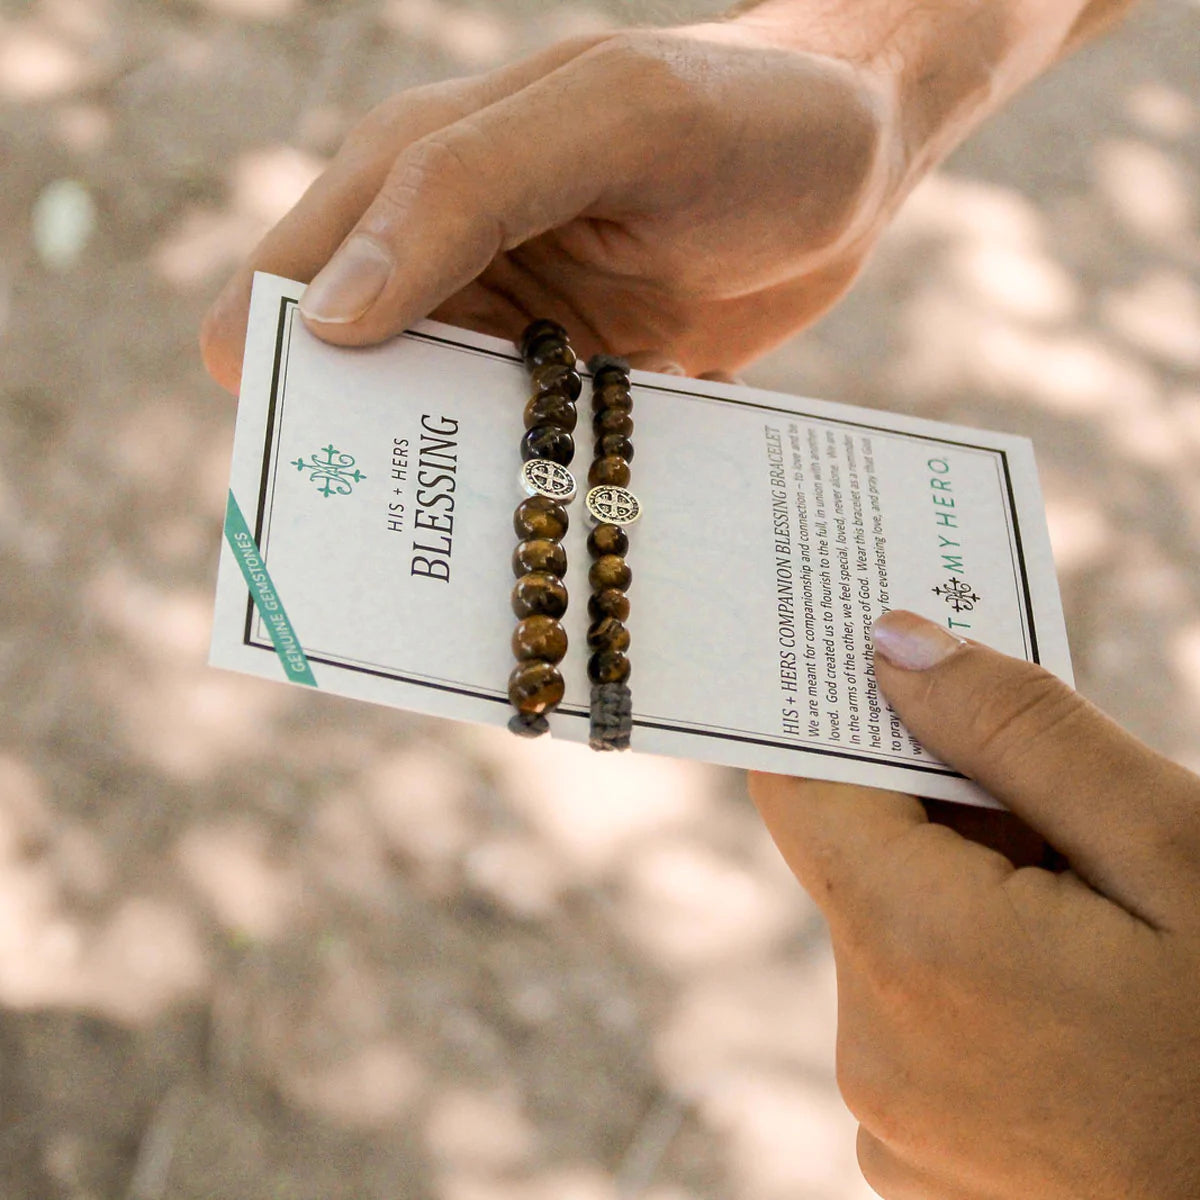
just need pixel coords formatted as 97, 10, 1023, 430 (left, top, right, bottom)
720, 0, 1091, 189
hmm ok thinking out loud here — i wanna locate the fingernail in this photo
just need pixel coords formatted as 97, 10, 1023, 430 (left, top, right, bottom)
656, 361, 687, 376
300, 236, 392, 324
871, 610, 966, 671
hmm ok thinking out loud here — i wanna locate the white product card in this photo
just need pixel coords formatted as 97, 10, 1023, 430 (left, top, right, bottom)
211, 273, 1072, 807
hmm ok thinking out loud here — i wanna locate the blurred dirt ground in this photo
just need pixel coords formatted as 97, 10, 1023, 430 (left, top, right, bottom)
1, 1, 1198, 1198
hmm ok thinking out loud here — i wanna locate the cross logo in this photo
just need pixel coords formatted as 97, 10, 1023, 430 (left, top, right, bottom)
932, 577, 981, 613
291, 444, 366, 498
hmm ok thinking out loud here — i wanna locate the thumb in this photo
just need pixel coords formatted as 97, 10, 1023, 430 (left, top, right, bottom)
296, 40, 644, 345
871, 610, 1200, 926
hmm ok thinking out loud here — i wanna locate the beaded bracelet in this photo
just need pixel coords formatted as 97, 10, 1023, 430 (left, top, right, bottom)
507, 320, 581, 737
584, 355, 641, 751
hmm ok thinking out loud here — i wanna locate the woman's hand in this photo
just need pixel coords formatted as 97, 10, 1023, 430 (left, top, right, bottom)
200, 19, 909, 391
751, 611, 1200, 1199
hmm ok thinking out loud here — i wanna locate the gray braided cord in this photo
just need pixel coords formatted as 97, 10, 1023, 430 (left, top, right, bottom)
508, 711, 550, 738
589, 683, 633, 751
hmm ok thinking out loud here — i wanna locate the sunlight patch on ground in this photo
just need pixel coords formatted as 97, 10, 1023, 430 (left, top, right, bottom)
383, 0, 517, 66
474, 729, 716, 876
155, 145, 326, 287
616, 836, 797, 971
1172, 623, 1200, 711
1093, 139, 1197, 245
1125, 82, 1197, 140
698, 1067, 867, 1199
195, 0, 298, 20
1101, 268, 1200, 370
656, 956, 839, 1094
0, 22, 86, 98
280, 1037, 425, 1128
425, 1086, 537, 1171
176, 819, 302, 940
1044, 494, 1112, 574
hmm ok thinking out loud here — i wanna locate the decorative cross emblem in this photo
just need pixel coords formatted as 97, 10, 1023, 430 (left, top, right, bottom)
932, 577, 981, 613
291, 444, 366, 497
586, 485, 642, 526
522, 458, 577, 501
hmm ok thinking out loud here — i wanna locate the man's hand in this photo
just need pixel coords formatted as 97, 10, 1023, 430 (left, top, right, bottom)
200, 19, 904, 392
751, 611, 1200, 1199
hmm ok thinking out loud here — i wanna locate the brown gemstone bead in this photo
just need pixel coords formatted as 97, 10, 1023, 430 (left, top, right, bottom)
588, 588, 630, 622
524, 392, 578, 433
592, 382, 633, 414
591, 363, 629, 389
512, 615, 568, 663
589, 554, 632, 592
530, 361, 582, 400
588, 456, 631, 488
512, 572, 569, 619
513, 496, 569, 541
596, 433, 634, 462
587, 649, 631, 686
521, 425, 574, 465
527, 339, 577, 370
520, 319, 567, 358
587, 524, 629, 559
593, 409, 634, 438
508, 660, 566, 715
587, 617, 631, 653
513, 538, 567, 577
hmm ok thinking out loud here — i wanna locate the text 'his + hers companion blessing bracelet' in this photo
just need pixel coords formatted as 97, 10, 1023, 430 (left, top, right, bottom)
506, 321, 642, 751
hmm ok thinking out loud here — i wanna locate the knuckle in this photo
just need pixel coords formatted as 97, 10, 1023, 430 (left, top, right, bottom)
373, 132, 481, 226
838, 1051, 909, 1147
967, 662, 1083, 765
855, 1128, 905, 1198
836, 1049, 881, 1126
339, 95, 415, 158
590, 30, 705, 114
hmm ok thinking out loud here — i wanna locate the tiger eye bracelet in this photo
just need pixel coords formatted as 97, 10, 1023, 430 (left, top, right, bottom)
584, 355, 641, 751
507, 320, 581, 737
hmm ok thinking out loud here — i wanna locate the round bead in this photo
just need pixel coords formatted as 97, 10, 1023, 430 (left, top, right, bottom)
589, 554, 631, 592
592, 383, 633, 414
530, 361, 582, 400
596, 433, 634, 462
591, 363, 629, 389
527, 339, 577, 370
512, 615, 568, 663
513, 538, 567, 578
508, 660, 566, 714
513, 496, 569, 541
587, 524, 629, 559
520, 319, 567, 358
588, 650, 631, 686
521, 425, 574, 466
524, 391, 578, 432
593, 409, 634, 438
512, 572, 569, 619
587, 617, 630, 653
588, 456, 631, 488
588, 588, 630, 622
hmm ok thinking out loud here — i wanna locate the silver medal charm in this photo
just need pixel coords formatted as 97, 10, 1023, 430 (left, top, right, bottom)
521, 458, 577, 502
585, 485, 642, 526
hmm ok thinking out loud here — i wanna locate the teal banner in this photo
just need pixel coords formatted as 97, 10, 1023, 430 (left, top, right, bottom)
223, 491, 317, 687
